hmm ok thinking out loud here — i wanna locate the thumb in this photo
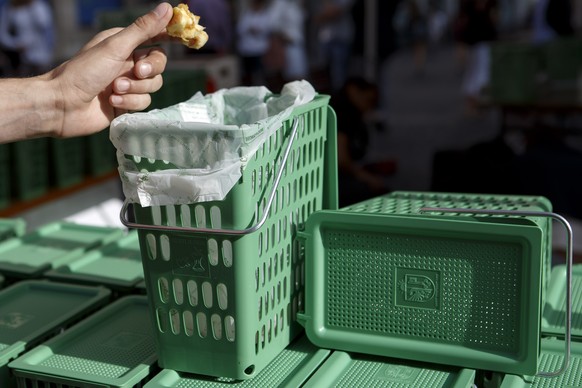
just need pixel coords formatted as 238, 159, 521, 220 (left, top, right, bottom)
109, 3, 173, 56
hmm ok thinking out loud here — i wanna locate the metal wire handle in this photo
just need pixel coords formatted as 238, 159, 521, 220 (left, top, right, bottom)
119, 115, 303, 236
419, 207, 572, 378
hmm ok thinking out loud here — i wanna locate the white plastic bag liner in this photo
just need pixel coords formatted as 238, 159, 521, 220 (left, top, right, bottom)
110, 80, 316, 207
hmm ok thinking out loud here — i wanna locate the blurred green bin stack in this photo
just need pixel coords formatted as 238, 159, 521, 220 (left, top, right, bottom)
149, 69, 208, 111
298, 191, 552, 376
11, 138, 49, 201
0, 144, 10, 209
9, 295, 158, 388
50, 137, 86, 189
490, 42, 541, 104
0, 221, 124, 280
46, 230, 144, 293
0, 280, 111, 387
303, 351, 476, 388
0, 218, 26, 241
86, 129, 117, 177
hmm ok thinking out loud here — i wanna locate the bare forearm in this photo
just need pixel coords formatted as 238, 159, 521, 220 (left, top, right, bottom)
0, 75, 61, 143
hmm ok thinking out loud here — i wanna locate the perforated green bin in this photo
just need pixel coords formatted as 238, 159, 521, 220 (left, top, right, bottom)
118, 95, 338, 379
9, 295, 157, 388
143, 336, 330, 387
500, 338, 582, 387
542, 264, 582, 339
303, 351, 476, 388
298, 192, 547, 376
0, 280, 111, 387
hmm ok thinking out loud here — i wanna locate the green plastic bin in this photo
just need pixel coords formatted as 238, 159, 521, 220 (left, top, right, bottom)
298, 194, 546, 376
0, 218, 26, 241
542, 37, 582, 82
123, 95, 337, 379
86, 129, 117, 177
0, 221, 124, 279
50, 137, 86, 188
490, 42, 541, 104
359, 191, 554, 305
143, 336, 330, 387
542, 264, 582, 339
0, 144, 10, 209
0, 280, 111, 387
149, 69, 208, 111
11, 138, 49, 201
499, 338, 581, 387
46, 230, 144, 292
303, 351, 476, 388
9, 295, 157, 388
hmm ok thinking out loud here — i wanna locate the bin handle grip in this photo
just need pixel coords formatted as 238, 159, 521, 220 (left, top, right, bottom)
419, 207, 572, 378
119, 116, 302, 236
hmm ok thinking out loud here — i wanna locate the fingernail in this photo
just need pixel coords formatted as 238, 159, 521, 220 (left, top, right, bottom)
153, 3, 170, 18
111, 95, 123, 106
138, 62, 152, 78
116, 79, 130, 92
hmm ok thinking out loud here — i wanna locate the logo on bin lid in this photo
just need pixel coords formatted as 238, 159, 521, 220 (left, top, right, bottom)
375, 364, 419, 383
0, 312, 34, 329
395, 268, 440, 310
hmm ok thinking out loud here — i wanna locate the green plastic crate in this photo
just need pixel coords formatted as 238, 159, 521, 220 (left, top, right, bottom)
359, 191, 554, 304
46, 230, 144, 291
499, 338, 580, 387
490, 42, 541, 104
542, 37, 582, 82
124, 95, 337, 379
298, 196, 545, 376
0, 218, 26, 241
0, 144, 10, 209
542, 264, 582, 339
149, 69, 208, 111
11, 138, 49, 201
86, 129, 117, 177
303, 351, 476, 388
0, 221, 124, 279
143, 336, 330, 387
50, 137, 86, 188
9, 295, 157, 388
0, 280, 111, 387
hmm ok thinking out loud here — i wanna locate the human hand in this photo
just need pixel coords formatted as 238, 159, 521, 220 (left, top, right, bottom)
48, 2, 173, 138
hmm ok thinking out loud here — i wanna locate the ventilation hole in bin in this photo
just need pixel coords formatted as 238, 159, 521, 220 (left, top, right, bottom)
222, 240, 233, 267
166, 205, 176, 226
274, 253, 279, 276
197, 312, 208, 338
217, 283, 228, 310
173, 278, 184, 305
180, 204, 192, 227
202, 281, 213, 308
255, 268, 260, 291
146, 233, 156, 260
187, 280, 198, 306
244, 365, 255, 376
157, 236, 170, 262
212, 314, 223, 340
170, 309, 181, 334
133, 155, 141, 163
283, 277, 288, 299
265, 290, 270, 314
152, 206, 162, 225
208, 239, 219, 266
210, 206, 221, 228
251, 170, 257, 195
156, 308, 167, 333
268, 257, 273, 281
183, 310, 194, 336
195, 205, 206, 227
225, 316, 235, 342
159, 277, 170, 303
258, 296, 263, 320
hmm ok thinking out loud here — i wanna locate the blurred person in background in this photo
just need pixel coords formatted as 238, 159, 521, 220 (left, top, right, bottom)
0, 0, 54, 76
460, 0, 497, 115
333, 76, 392, 207
394, 0, 429, 77
314, 0, 356, 93
236, 0, 273, 86
187, 0, 233, 55
266, 0, 308, 89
